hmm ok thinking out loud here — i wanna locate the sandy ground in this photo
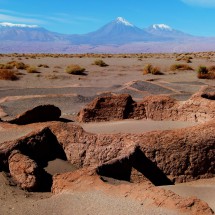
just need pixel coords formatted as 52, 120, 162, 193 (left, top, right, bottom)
0, 170, 214, 215
0, 171, 177, 215
163, 178, 215, 212
0, 53, 214, 120
0, 53, 214, 214
81, 119, 198, 134
0, 122, 36, 143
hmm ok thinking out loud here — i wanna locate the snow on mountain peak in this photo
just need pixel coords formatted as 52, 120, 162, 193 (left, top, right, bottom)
115, 17, 134, 27
152, 24, 172, 31
0, 22, 39, 28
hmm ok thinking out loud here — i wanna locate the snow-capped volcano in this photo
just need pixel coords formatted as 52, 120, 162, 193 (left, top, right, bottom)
152, 24, 172, 31
145, 23, 192, 40
0, 18, 208, 53
115, 17, 134, 27
0, 22, 39, 28
69, 17, 153, 45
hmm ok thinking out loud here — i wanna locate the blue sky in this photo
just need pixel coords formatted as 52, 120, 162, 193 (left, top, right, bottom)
0, 0, 215, 36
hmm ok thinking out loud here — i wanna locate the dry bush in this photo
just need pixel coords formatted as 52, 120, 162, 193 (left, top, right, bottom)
170, 64, 193, 71
65, 64, 86, 75
15, 62, 28, 70
26, 66, 39, 73
0, 63, 14, 69
175, 55, 192, 63
208, 65, 215, 72
0, 69, 19, 80
0, 61, 28, 70
93, 59, 109, 67
8, 61, 28, 70
197, 65, 215, 79
143, 64, 163, 75
38, 64, 49, 68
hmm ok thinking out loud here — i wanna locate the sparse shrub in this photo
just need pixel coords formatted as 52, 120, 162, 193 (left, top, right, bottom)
26, 66, 39, 73
197, 65, 215, 79
15, 62, 28, 70
65, 64, 86, 75
0, 69, 19, 80
186, 59, 192, 63
93, 59, 109, 67
38, 64, 49, 68
143, 64, 163, 75
208, 65, 215, 72
0, 63, 14, 69
170, 64, 193, 71
0, 61, 28, 70
197, 66, 208, 74
176, 55, 192, 63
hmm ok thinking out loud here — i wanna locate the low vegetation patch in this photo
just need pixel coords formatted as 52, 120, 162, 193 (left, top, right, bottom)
38, 64, 49, 68
143, 64, 163, 75
93, 59, 109, 67
175, 55, 192, 63
0, 69, 19, 80
65, 64, 86, 75
26, 66, 39, 73
0, 63, 14, 69
197, 65, 215, 79
15, 62, 28, 70
0, 61, 28, 70
7, 61, 28, 70
170, 64, 193, 71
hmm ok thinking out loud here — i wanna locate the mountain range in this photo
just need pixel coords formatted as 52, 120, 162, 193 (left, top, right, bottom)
0, 17, 215, 53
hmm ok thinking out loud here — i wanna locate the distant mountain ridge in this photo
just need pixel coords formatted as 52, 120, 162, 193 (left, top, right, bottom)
0, 22, 66, 42
0, 17, 194, 43
0, 17, 214, 53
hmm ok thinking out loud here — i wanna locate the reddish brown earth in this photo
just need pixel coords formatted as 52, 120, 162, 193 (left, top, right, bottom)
52, 168, 214, 215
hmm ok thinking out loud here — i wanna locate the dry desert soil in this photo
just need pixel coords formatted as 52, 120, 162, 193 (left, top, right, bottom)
0, 52, 214, 215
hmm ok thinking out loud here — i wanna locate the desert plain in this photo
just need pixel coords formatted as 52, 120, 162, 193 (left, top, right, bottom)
0, 52, 214, 215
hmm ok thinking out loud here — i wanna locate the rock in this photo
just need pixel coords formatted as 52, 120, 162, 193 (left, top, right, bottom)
52, 168, 97, 194
136, 95, 177, 120
178, 86, 215, 122
0, 119, 214, 189
8, 150, 39, 191
78, 86, 215, 123
49, 123, 137, 169
0, 127, 66, 171
137, 119, 215, 183
49, 120, 215, 183
78, 94, 135, 122
8, 105, 61, 125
